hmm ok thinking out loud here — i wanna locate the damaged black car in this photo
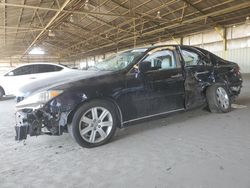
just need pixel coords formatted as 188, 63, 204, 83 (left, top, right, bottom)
15, 45, 243, 148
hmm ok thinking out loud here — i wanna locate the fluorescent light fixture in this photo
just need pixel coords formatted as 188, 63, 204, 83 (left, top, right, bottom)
48, 30, 55, 37
69, 14, 74, 22
246, 16, 250, 25
156, 11, 162, 19
29, 47, 45, 55
84, 0, 89, 10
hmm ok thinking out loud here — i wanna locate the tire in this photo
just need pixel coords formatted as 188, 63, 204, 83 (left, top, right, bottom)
71, 100, 118, 148
206, 84, 231, 113
0, 87, 4, 99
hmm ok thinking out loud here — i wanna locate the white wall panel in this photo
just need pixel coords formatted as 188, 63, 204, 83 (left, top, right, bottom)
230, 24, 250, 39
203, 42, 224, 52
228, 38, 250, 49
189, 33, 203, 45
183, 37, 190, 45
203, 30, 222, 43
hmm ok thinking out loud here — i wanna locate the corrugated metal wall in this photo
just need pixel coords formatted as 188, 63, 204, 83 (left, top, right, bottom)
180, 23, 250, 73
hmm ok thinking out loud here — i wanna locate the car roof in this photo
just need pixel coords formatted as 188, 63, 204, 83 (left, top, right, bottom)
1, 63, 69, 75
122, 44, 202, 53
14, 62, 67, 68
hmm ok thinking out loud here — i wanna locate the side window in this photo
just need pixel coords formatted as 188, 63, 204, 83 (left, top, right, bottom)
181, 49, 209, 66
142, 49, 177, 72
34, 64, 63, 74
12, 65, 34, 76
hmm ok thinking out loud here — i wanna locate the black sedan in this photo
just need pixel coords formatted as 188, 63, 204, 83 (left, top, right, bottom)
15, 45, 242, 148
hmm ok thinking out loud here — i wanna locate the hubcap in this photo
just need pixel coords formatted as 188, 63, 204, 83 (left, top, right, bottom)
79, 107, 113, 143
216, 87, 229, 109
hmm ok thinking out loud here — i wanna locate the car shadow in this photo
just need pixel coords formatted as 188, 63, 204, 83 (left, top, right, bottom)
113, 95, 250, 143
113, 108, 211, 143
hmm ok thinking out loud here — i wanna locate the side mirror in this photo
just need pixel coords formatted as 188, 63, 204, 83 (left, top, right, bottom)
8, 71, 14, 76
139, 61, 151, 73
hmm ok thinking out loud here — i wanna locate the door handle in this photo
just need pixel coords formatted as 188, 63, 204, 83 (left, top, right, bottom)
29, 77, 36, 79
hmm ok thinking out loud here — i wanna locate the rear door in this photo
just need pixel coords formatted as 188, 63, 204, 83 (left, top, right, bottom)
179, 46, 213, 109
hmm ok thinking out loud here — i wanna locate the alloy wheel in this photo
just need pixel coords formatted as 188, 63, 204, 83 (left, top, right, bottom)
216, 87, 229, 110
79, 107, 113, 143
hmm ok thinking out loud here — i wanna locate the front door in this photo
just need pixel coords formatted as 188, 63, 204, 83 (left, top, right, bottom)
121, 47, 185, 122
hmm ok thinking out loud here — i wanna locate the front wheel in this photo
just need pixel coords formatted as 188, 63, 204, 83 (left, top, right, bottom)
206, 84, 231, 113
70, 100, 118, 148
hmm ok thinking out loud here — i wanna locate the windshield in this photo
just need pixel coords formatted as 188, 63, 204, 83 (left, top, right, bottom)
93, 48, 148, 71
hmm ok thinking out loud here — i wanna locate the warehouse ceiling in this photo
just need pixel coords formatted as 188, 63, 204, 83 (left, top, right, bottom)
0, 0, 250, 60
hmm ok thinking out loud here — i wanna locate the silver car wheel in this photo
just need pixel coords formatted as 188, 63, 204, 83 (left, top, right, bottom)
79, 107, 113, 144
216, 87, 229, 109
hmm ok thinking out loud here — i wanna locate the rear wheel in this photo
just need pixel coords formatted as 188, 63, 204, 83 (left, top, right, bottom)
206, 84, 231, 113
0, 87, 4, 99
71, 100, 118, 148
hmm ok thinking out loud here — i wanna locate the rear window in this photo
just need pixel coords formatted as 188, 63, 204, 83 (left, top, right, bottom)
196, 47, 224, 64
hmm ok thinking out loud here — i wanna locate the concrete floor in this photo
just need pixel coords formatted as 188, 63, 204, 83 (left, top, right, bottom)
0, 75, 250, 188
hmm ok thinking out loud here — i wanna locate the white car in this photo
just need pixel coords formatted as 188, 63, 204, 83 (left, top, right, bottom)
0, 63, 78, 99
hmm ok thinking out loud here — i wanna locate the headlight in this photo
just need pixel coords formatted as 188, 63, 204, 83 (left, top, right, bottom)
16, 90, 63, 110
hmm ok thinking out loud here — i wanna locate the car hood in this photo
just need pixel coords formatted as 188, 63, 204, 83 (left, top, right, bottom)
16, 70, 110, 99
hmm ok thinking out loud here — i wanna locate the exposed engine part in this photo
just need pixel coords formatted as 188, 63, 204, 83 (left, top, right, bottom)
15, 109, 64, 141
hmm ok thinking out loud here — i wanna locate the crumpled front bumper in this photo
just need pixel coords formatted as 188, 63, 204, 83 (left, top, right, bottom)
15, 110, 43, 141
14, 90, 88, 141
15, 106, 68, 141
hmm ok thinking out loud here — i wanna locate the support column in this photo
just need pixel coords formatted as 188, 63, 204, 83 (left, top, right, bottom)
214, 26, 227, 58
223, 27, 227, 51
180, 37, 183, 45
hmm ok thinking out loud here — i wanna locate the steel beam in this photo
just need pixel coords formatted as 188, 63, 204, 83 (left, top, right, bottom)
0, 2, 139, 19
0, 26, 43, 30
64, 1, 250, 56
62, 0, 178, 52
181, 0, 223, 28
3, 0, 6, 46
82, 0, 233, 48
110, 0, 170, 23
63, 1, 250, 55
15, 0, 26, 39
22, 0, 72, 55
21, 0, 44, 44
